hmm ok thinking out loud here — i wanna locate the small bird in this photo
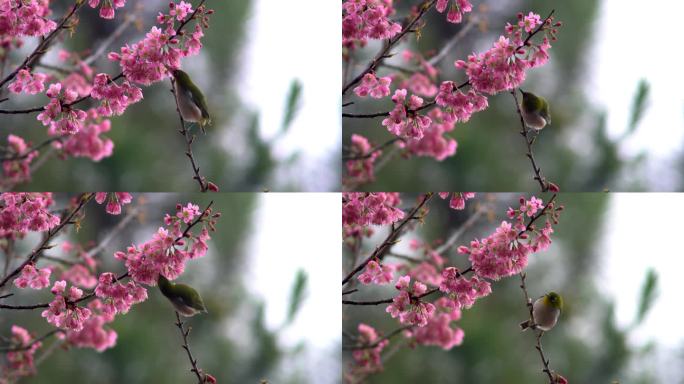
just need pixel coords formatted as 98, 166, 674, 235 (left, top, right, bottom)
171, 69, 211, 133
519, 89, 551, 130
157, 274, 208, 317
519, 291, 563, 331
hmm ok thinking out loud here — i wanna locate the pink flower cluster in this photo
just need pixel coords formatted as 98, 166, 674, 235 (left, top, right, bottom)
342, 0, 401, 49
401, 108, 457, 161
94, 192, 133, 215
65, 299, 118, 352
4, 325, 42, 379
342, 193, 404, 238
13, 264, 51, 289
345, 134, 381, 185
8, 69, 47, 94
57, 112, 114, 162
354, 73, 391, 99
351, 323, 389, 374
94, 272, 147, 316
2, 135, 37, 185
455, 12, 559, 95
108, 1, 210, 86
41, 280, 92, 332
37, 83, 88, 134
113, 202, 213, 285
0, 0, 56, 38
382, 89, 431, 140
438, 192, 476, 210
435, 82, 488, 123
358, 260, 394, 285
386, 275, 435, 327
457, 196, 556, 280
435, 0, 472, 24
407, 297, 464, 350
0, 193, 60, 239
91, 73, 143, 116
438, 267, 491, 308
88, 0, 126, 20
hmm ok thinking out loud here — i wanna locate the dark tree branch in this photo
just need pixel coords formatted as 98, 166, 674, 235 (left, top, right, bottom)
511, 90, 550, 193
0, 329, 64, 352
343, 138, 404, 161
342, 325, 413, 350
175, 311, 205, 384
519, 273, 555, 383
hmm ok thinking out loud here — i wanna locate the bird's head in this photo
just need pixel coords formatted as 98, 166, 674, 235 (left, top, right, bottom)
544, 292, 563, 311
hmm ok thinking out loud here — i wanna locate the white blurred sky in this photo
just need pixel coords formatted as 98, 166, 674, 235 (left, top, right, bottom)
246, 193, 340, 383
590, 1, 684, 189
238, 0, 340, 189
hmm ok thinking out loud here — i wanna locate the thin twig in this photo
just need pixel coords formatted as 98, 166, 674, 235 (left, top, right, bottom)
427, 16, 479, 67
342, 193, 434, 286
83, 13, 137, 65
342, 325, 413, 350
511, 90, 549, 193
434, 206, 486, 255
343, 137, 403, 161
175, 311, 205, 384
0, 329, 64, 352
84, 204, 143, 259
0, 136, 66, 161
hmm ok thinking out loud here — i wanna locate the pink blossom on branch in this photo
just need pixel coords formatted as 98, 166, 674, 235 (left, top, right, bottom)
438, 192, 476, 210
2, 135, 38, 185
13, 264, 51, 289
354, 73, 392, 99
342, 0, 401, 49
382, 89, 431, 140
94, 192, 133, 215
407, 297, 464, 350
94, 272, 147, 316
88, 0, 126, 20
358, 259, 394, 285
386, 275, 435, 327
0, 0, 57, 38
65, 299, 118, 352
37, 83, 88, 134
41, 280, 92, 332
351, 323, 389, 374
435, 0, 473, 24
4, 325, 43, 379
0, 193, 60, 239
8, 69, 47, 94
345, 134, 382, 185
343, 192, 404, 239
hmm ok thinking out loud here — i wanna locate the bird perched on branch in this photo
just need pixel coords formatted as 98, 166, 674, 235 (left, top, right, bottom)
158, 274, 208, 317
520, 291, 563, 331
519, 89, 551, 131
171, 69, 211, 133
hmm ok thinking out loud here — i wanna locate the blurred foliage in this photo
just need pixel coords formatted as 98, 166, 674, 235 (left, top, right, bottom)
344, 0, 654, 191
0, 194, 320, 383
343, 193, 671, 383
1, 0, 329, 192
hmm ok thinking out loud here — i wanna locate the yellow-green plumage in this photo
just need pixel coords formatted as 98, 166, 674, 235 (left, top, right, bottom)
520, 89, 551, 130
172, 69, 211, 130
158, 274, 208, 317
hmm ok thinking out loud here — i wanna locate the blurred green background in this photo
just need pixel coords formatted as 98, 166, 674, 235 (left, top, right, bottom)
1, 0, 339, 191
343, 193, 682, 383
1, 193, 338, 383
343, 0, 670, 191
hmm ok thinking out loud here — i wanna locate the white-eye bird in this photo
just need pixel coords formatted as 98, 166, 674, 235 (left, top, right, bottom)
157, 274, 208, 317
171, 69, 211, 132
519, 291, 563, 331
519, 89, 551, 130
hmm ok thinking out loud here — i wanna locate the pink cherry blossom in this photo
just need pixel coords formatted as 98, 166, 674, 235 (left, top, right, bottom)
0, 0, 57, 38
65, 299, 118, 351
0, 193, 60, 239
345, 134, 381, 185
438, 192, 476, 210
520, 11, 542, 33
5, 325, 42, 379
435, 0, 473, 24
41, 280, 92, 332
343, 193, 404, 238
58, 112, 114, 162
37, 83, 88, 134
94, 192, 133, 215
386, 275, 435, 327
401, 108, 457, 161
343, 0, 401, 49
91, 73, 143, 116
61, 264, 97, 289
8, 69, 47, 94
358, 260, 394, 285
177, 202, 201, 224
354, 73, 391, 99
351, 323, 389, 374
2, 135, 38, 185
88, 0, 126, 20
13, 264, 51, 289
408, 297, 464, 350
382, 89, 431, 140
94, 272, 148, 316
435, 82, 488, 123
439, 267, 491, 308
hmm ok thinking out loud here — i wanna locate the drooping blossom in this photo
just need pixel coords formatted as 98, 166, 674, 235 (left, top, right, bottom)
94, 192, 133, 215
382, 89, 431, 140
342, 0, 401, 49
351, 323, 389, 373
437, 192, 476, 210
0, 0, 57, 38
2, 135, 38, 185
342, 193, 404, 238
4, 325, 42, 379
13, 264, 51, 289
0, 193, 60, 239
37, 83, 88, 135
41, 280, 92, 332
354, 73, 391, 99
345, 134, 381, 186
435, 0, 473, 23
439, 267, 491, 308
58, 112, 114, 162
91, 73, 143, 116
94, 272, 147, 316
358, 260, 394, 285
435, 82, 488, 123
8, 69, 47, 94
65, 299, 118, 352
386, 275, 435, 327
407, 297, 465, 350
88, 0, 126, 20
